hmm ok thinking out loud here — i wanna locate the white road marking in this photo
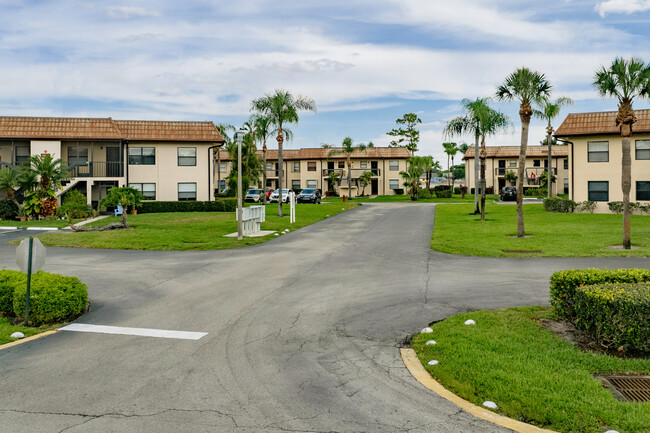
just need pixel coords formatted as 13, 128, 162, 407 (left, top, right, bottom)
26, 227, 59, 231
60, 323, 208, 340
0, 226, 19, 230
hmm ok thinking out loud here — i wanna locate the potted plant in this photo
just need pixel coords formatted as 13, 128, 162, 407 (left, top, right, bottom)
17, 206, 28, 222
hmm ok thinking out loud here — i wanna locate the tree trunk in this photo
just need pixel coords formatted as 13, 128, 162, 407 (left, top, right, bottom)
277, 128, 284, 217
546, 121, 552, 198
262, 143, 267, 205
121, 209, 128, 227
516, 104, 532, 238
621, 133, 632, 249
473, 135, 480, 214
347, 156, 352, 198
480, 137, 486, 221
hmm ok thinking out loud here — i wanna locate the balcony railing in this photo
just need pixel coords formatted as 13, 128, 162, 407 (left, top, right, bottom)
67, 162, 124, 178
350, 168, 380, 176
495, 167, 556, 176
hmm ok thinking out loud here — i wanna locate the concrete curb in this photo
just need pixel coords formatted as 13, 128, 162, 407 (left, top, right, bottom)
0, 330, 58, 351
400, 348, 557, 433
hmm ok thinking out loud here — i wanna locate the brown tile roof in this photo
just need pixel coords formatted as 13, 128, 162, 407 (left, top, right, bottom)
218, 147, 412, 161
0, 116, 224, 143
555, 109, 650, 137
463, 145, 569, 159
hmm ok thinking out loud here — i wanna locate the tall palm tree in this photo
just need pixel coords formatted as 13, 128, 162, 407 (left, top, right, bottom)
533, 97, 574, 198
251, 90, 316, 216
442, 142, 458, 188
496, 68, 552, 237
254, 115, 274, 204
476, 107, 510, 221
215, 123, 235, 194
327, 137, 370, 198
421, 155, 439, 190
594, 57, 650, 249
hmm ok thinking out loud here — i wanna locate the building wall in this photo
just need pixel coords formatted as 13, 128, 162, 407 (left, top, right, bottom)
569, 134, 650, 212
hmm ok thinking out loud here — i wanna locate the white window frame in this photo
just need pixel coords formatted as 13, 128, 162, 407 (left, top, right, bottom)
178, 182, 197, 201
389, 161, 399, 171
129, 183, 156, 200
178, 147, 197, 166
306, 180, 317, 188
636, 140, 650, 160
587, 141, 609, 163
389, 178, 400, 189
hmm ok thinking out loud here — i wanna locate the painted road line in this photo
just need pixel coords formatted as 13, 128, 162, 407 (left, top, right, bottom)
26, 227, 59, 231
0, 226, 19, 230
60, 324, 208, 340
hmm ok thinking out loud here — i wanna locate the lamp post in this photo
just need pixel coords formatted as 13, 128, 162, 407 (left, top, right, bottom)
235, 128, 247, 240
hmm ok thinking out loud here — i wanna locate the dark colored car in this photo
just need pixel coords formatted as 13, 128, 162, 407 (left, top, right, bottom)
297, 188, 321, 204
500, 186, 517, 201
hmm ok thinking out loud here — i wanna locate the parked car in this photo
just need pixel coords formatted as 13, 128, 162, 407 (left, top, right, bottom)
268, 189, 295, 203
297, 188, 321, 204
500, 186, 517, 201
245, 189, 263, 203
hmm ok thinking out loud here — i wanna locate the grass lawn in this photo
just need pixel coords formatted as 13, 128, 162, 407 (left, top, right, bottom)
334, 194, 498, 203
27, 201, 357, 250
432, 203, 650, 257
0, 317, 58, 346
411, 307, 650, 433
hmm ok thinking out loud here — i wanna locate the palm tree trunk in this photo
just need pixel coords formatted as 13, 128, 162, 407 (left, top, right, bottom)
546, 121, 552, 198
277, 127, 284, 217
347, 156, 352, 198
262, 143, 267, 205
121, 209, 127, 227
516, 105, 531, 238
622, 135, 632, 249
473, 135, 480, 214
480, 137, 486, 221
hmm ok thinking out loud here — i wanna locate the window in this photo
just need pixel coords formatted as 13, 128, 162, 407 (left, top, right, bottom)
178, 183, 197, 201
292, 180, 301, 190
360, 161, 368, 169
637, 181, 650, 201
306, 180, 317, 188
338, 161, 345, 169
178, 147, 196, 166
15, 145, 30, 165
307, 161, 317, 172
293, 162, 300, 172
533, 159, 541, 167
68, 146, 89, 166
129, 183, 156, 200
389, 161, 399, 171
588, 141, 609, 162
564, 178, 569, 194
219, 163, 227, 172
389, 179, 400, 189
129, 147, 155, 165
588, 181, 609, 202
266, 163, 274, 171
564, 158, 568, 170
509, 160, 517, 168
219, 179, 226, 190
636, 140, 650, 160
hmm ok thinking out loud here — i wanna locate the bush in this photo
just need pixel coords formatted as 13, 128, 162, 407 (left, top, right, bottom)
417, 188, 432, 199
607, 201, 623, 214
434, 185, 452, 198
3, 270, 88, 326
0, 270, 24, 316
573, 282, 650, 352
0, 199, 19, 220
485, 186, 494, 195
524, 188, 543, 197
543, 197, 576, 213
453, 187, 461, 194
549, 268, 650, 321
138, 199, 237, 214
57, 190, 92, 219
575, 200, 596, 213
393, 188, 404, 195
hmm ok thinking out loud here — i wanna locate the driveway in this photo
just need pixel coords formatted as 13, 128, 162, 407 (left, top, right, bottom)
0, 203, 647, 432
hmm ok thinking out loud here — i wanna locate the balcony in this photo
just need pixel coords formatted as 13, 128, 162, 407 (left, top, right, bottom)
67, 161, 124, 178
495, 167, 556, 176
350, 168, 380, 176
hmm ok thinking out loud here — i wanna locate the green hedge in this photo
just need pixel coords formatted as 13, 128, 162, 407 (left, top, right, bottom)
550, 268, 650, 321
138, 199, 237, 214
573, 282, 650, 352
543, 197, 576, 213
0, 270, 88, 325
434, 185, 452, 198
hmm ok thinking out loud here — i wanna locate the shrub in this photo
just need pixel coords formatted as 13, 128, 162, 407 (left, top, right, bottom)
453, 187, 461, 194
0, 199, 19, 220
573, 282, 650, 352
393, 188, 404, 195
11, 271, 88, 326
57, 190, 92, 219
485, 186, 494, 195
575, 200, 596, 213
138, 199, 237, 214
543, 197, 576, 213
608, 201, 624, 214
417, 188, 432, 199
524, 188, 543, 197
549, 268, 650, 321
0, 270, 24, 316
434, 185, 452, 198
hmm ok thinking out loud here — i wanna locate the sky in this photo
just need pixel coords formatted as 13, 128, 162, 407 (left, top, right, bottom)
1, 0, 650, 165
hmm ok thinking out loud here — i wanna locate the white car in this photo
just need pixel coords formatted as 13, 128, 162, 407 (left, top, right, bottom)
268, 189, 295, 203
245, 189, 263, 203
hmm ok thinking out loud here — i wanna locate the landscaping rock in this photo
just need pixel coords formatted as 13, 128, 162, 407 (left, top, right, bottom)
482, 401, 498, 409
427, 360, 439, 366
10, 332, 24, 339
464, 319, 476, 325
274, 233, 279, 236
425, 340, 437, 345
421, 327, 433, 334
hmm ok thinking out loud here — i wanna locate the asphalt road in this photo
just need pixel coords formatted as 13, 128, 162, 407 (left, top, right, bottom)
0, 204, 648, 433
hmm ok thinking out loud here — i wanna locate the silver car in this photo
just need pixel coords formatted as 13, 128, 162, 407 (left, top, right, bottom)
245, 189, 263, 203
268, 189, 294, 203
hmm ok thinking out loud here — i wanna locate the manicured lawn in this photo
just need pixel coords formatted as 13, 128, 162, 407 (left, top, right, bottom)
0, 317, 58, 346
332, 194, 498, 203
411, 307, 650, 433
432, 203, 650, 257
28, 201, 357, 250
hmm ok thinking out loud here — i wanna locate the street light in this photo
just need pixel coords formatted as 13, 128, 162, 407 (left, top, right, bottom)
235, 128, 247, 240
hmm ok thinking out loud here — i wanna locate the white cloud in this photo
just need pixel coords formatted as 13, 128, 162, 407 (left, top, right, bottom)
595, 0, 650, 16
106, 6, 161, 19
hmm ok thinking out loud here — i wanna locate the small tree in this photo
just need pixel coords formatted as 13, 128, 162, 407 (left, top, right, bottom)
400, 156, 426, 201
0, 167, 20, 205
327, 170, 340, 196
358, 171, 374, 196
504, 170, 517, 186
99, 186, 142, 227
387, 113, 421, 154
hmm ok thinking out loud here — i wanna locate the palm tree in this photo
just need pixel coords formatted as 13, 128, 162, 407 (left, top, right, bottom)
420, 155, 439, 190
251, 90, 316, 216
327, 137, 370, 198
215, 123, 235, 194
358, 171, 373, 196
496, 68, 552, 237
225, 125, 263, 197
0, 167, 20, 204
533, 97, 574, 198
594, 57, 650, 249
254, 115, 274, 204
400, 156, 426, 200
27, 154, 67, 195
442, 142, 458, 188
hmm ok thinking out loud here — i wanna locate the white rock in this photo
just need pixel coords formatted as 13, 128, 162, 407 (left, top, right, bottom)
342, 208, 345, 210
604, 431, 620, 433
274, 233, 279, 236
464, 319, 476, 325
10, 332, 24, 339
425, 340, 437, 346
421, 327, 433, 334
483, 401, 498, 409
427, 360, 439, 366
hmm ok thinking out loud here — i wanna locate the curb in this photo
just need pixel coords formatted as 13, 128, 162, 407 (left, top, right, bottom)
0, 330, 58, 351
400, 348, 557, 433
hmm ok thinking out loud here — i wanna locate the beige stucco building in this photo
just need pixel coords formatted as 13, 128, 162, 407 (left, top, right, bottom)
216, 147, 411, 197
555, 110, 650, 212
0, 117, 224, 205
463, 145, 570, 194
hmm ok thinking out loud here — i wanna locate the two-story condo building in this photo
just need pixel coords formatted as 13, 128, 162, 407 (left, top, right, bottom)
0, 116, 224, 205
215, 147, 411, 197
555, 110, 650, 212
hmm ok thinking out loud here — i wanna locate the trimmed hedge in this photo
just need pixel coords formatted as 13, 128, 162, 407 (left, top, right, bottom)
0, 270, 23, 316
138, 198, 237, 214
543, 197, 576, 213
572, 282, 650, 352
550, 268, 650, 320
434, 185, 452, 198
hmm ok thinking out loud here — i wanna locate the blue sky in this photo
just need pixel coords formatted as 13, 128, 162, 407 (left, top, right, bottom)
1, 0, 650, 164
